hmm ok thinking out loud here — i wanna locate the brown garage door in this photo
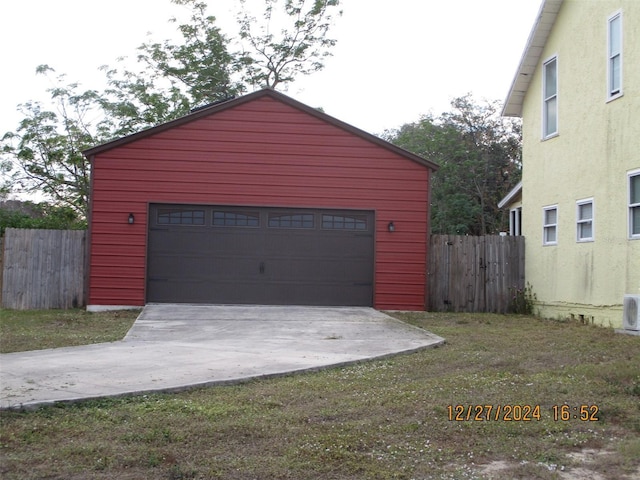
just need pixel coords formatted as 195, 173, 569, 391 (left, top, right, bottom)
147, 204, 374, 306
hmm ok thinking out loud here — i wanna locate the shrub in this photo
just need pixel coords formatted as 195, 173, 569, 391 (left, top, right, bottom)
508, 282, 537, 315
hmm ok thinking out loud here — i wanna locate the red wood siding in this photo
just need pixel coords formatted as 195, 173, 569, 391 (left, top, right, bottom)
89, 94, 431, 310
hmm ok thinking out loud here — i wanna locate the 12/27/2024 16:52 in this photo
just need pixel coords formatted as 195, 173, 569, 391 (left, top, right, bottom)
446, 404, 600, 422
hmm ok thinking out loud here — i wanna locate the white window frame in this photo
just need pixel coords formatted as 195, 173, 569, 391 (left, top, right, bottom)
576, 198, 594, 242
509, 207, 522, 236
543, 205, 558, 245
542, 55, 558, 139
630, 169, 640, 240
607, 10, 623, 101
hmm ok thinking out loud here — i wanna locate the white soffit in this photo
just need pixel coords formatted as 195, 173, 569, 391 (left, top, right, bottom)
502, 0, 564, 117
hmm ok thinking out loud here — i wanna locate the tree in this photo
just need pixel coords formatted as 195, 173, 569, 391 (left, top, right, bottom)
1, 0, 342, 216
141, 0, 243, 103
237, 0, 342, 89
386, 95, 522, 235
98, 0, 244, 138
101, 0, 342, 131
1, 66, 104, 218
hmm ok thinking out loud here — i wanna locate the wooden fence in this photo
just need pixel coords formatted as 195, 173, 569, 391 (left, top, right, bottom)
1, 229, 523, 312
428, 235, 525, 313
1, 228, 86, 309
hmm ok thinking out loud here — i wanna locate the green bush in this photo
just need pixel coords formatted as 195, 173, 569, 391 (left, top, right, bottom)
0, 202, 86, 234
508, 282, 537, 315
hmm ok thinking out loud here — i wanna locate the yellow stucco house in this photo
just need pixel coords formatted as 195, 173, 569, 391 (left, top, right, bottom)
500, 0, 640, 328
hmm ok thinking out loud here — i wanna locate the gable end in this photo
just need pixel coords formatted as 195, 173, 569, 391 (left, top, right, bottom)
84, 88, 438, 171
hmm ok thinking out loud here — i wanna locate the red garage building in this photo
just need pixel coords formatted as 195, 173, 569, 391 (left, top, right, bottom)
84, 88, 438, 311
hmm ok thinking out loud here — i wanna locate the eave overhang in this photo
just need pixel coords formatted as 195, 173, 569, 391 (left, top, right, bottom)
502, 0, 564, 117
498, 181, 523, 209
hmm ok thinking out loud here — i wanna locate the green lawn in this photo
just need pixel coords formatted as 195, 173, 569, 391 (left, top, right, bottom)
1, 310, 639, 479
0, 308, 139, 353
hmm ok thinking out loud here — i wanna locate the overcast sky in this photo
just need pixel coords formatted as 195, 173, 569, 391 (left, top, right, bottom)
1, 0, 542, 138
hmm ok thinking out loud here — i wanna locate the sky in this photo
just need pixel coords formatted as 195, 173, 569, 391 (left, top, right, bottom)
1, 0, 542, 138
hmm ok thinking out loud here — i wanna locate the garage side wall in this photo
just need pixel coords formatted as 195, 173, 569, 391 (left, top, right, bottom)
89, 96, 430, 310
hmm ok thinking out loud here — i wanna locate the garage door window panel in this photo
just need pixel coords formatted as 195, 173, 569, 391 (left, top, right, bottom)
322, 214, 367, 230
158, 209, 205, 225
268, 213, 314, 228
213, 211, 260, 227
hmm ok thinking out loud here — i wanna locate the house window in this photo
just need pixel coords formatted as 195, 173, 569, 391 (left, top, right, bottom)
543, 206, 558, 245
576, 199, 594, 242
543, 56, 558, 138
509, 207, 522, 236
608, 11, 623, 99
630, 171, 640, 239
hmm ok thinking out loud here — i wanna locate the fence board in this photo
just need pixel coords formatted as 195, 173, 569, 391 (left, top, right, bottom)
428, 235, 525, 313
2, 228, 86, 309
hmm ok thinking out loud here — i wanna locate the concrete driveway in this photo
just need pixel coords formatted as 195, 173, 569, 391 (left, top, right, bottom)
0, 304, 444, 410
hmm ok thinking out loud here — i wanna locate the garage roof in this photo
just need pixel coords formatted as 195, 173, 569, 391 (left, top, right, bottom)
502, 0, 564, 117
84, 88, 439, 171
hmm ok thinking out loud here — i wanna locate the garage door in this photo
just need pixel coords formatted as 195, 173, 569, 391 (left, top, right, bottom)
147, 204, 374, 306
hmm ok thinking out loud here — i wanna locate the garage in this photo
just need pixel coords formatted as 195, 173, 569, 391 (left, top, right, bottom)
147, 204, 374, 306
84, 88, 438, 311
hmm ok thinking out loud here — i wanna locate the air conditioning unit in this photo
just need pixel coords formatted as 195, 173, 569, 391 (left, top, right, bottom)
623, 295, 640, 331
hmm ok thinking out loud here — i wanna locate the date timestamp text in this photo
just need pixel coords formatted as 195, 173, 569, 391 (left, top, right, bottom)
447, 404, 600, 422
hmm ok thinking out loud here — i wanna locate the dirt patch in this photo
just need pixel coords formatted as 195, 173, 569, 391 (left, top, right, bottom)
477, 448, 637, 480
477, 460, 512, 477
559, 467, 607, 480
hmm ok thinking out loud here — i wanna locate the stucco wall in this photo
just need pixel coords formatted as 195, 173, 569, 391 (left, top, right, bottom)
520, 0, 640, 327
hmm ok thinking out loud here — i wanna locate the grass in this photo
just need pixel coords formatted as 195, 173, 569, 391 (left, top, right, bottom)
1, 311, 639, 479
0, 309, 140, 353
